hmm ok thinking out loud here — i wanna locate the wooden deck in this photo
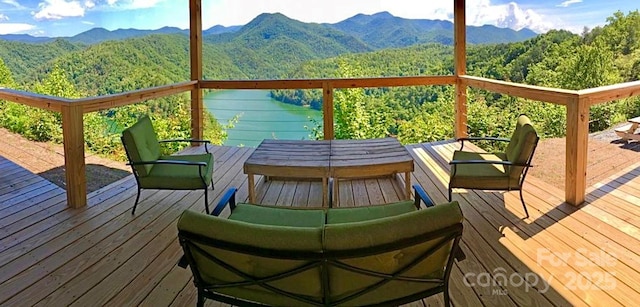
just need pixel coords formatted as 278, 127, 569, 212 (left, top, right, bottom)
1, 140, 640, 306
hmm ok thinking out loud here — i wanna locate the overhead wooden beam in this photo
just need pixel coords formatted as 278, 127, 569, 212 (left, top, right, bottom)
454, 0, 468, 139
189, 0, 204, 141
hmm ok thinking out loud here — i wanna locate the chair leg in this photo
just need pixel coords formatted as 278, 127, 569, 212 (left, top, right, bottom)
448, 187, 453, 202
204, 188, 210, 214
520, 190, 529, 218
444, 287, 451, 307
197, 289, 205, 307
131, 187, 141, 215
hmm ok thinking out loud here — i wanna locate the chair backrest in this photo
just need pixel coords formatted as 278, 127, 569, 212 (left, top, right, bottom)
321, 201, 463, 306
177, 201, 463, 306
505, 114, 539, 178
121, 115, 161, 177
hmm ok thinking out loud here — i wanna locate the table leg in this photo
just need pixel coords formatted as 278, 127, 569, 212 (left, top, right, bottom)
405, 172, 411, 200
334, 178, 340, 207
322, 177, 328, 208
248, 173, 255, 203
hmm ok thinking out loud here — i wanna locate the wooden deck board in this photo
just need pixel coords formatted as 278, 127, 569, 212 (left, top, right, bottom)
1, 141, 640, 306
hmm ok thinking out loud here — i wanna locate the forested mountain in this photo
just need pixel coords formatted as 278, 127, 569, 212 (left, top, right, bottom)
329, 11, 537, 48
0, 38, 83, 85
67, 27, 187, 44
1, 9, 640, 157
1, 11, 536, 47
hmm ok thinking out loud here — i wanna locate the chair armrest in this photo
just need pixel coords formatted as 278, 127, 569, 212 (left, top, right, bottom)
159, 139, 211, 153
179, 187, 237, 268
450, 159, 532, 167
211, 187, 238, 216
413, 184, 435, 208
128, 160, 207, 167
456, 137, 510, 150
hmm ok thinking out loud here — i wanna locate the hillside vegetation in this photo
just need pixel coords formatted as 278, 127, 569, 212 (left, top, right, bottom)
0, 11, 639, 158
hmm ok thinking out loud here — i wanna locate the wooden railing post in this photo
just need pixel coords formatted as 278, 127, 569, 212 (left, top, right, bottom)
565, 96, 589, 206
189, 0, 204, 141
323, 82, 335, 140
61, 104, 87, 208
454, 0, 468, 139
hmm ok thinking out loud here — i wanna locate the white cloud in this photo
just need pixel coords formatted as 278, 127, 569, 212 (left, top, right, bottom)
2, 0, 22, 8
33, 0, 85, 20
0, 14, 7, 21
557, 0, 582, 8
0, 22, 36, 34
466, 1, 553, 33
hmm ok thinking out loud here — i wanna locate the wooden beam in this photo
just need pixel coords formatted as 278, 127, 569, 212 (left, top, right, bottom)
460, 75, 577, 105
199, 75, 456, 90
578, 80, 640, 106
454, 0, 468, 139
78, 81, 197, 113
189, 0, 204, 140
323, 82, 334, 140
565, 97, 589, 206
0, 88, 66, 112
61, 104, 87, 208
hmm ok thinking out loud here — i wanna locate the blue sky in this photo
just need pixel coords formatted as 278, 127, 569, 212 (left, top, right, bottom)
0, 0, 638, 37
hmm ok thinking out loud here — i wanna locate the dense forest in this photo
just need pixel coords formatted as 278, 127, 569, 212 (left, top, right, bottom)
0, 11, 639, 159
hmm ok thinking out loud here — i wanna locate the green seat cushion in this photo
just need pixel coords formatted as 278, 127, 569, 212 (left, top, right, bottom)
138, 153, 213, 189
121, 115, 161, 176
450, 151, 520, 190
326, 200, 416, 224
229, 203, 326, 227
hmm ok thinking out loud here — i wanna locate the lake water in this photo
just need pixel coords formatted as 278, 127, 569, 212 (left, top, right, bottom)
204, 90, 322, 147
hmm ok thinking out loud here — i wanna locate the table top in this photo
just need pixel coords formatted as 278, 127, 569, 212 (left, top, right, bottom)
330, 138, 414, 177
243, 139, 331, 177
243, 138, 414, 178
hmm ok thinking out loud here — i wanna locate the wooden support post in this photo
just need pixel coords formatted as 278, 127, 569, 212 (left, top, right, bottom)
454, 0, 468, 139
323, 82, 335, 140
189, 0, 204, 141
62, 104, 87, 208
565, 97, 589, 206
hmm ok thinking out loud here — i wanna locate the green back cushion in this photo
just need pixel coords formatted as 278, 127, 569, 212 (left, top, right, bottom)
326, 200, 416, 224
505, 115, 538, 178
177, 209, 323, 306
229, 203, 326, 227
121, 116, 161, 176
322, 201, 463, 305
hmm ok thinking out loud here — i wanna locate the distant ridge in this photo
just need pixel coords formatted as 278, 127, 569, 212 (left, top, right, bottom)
0, 11, 537, 46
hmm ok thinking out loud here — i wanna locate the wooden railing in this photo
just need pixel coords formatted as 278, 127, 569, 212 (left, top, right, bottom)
1, 76, 640, 207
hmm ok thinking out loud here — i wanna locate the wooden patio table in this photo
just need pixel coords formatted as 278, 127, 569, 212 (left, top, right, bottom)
243, 138, 414, 207
614, 116, 640, 141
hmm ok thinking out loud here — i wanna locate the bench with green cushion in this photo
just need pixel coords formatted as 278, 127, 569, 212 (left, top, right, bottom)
177, 185, 464, 307
121, 115, 214, 214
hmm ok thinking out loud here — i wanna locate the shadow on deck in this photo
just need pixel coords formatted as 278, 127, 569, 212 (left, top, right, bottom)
1, 140, 639, 306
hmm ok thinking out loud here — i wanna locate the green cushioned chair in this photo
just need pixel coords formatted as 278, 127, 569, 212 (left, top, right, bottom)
449, 114, 539, 218
121, 115, 214, 214
177, 185, 464, 307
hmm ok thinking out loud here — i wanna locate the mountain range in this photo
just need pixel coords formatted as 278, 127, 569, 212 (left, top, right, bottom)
0, 11, 536, 46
